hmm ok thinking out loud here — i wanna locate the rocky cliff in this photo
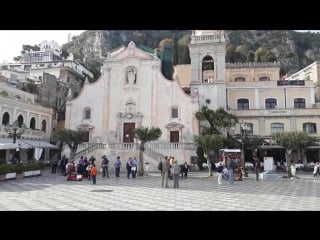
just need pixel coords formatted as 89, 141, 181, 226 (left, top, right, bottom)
62, 30, 320, 80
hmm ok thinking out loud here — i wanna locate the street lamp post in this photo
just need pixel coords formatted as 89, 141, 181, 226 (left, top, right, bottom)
4, 120, 27, 163
240, 122, 249, 175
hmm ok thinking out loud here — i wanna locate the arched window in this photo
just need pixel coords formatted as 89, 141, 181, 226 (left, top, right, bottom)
294, 98, 306, 108
271, 123, 284, 134
30, 117, 36, 130
41, 120, 46, 132
237, 98, 249, 110
234, 77, 245, 82
2, 112, 9, 125
259, 76, 270, 81
202, 55, 214, 83
17, 115, 24, 127
265, 98, 277, 109
303, 122, 317, 134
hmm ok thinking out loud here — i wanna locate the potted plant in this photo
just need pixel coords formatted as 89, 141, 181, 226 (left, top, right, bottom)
24, 162, 35, 177
14, 164, 25, 179
34, 161, 45, 176
0, 164, 9, 181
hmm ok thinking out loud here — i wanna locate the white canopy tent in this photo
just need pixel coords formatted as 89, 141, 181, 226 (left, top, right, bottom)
0, 138, 33, 149
0, 138, 57, 150
0, 143, 18, 150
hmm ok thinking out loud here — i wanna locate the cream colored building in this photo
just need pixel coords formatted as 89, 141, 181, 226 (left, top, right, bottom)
285, 61, 320, 103
0, 83, 56, 163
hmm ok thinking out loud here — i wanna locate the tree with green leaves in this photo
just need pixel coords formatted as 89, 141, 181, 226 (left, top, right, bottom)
133, 126, 162, 176
194, 106, 239, 174
273, 131, 316, 177
52, 129, 88, 161
194, 134, 226, 176
195, 106, 238, 135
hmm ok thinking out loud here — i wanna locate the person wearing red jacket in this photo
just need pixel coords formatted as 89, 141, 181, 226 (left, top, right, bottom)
90, 164, 98, 184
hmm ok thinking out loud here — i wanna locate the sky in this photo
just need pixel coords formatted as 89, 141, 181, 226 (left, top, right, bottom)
0, 30, 85, 63
0, 30, 319, 64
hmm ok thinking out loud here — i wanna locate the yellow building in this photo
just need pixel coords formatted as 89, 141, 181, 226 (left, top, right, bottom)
175, 30, 320, 163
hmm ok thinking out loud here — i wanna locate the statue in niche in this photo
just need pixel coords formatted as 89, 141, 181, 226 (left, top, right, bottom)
127, 68, 136, 85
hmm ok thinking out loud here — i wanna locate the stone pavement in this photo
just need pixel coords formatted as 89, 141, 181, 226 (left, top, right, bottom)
0, 169, 319, 211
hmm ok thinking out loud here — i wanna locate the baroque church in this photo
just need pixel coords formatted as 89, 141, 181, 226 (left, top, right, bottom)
65, 30, 320, 170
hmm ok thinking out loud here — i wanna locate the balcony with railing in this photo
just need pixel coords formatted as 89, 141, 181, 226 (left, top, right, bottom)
0, 125, 45, 140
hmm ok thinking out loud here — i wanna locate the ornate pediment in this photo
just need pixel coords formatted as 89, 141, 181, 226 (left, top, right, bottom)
110, 41, 157, 61
76, 121, 94, 130
165, 121, 185, 130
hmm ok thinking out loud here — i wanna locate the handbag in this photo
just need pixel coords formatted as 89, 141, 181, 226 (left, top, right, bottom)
131, 167, 136, 171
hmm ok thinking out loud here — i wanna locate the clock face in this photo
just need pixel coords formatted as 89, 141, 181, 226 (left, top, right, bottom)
127, 113, 133, 119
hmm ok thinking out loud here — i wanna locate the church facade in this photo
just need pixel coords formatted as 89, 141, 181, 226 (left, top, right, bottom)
65, 41, 201, 166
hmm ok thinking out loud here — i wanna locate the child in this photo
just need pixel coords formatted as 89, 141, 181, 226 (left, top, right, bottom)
90, 164, 98, 184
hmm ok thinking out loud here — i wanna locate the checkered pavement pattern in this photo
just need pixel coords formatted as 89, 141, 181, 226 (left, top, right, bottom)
0, 170, 319, 211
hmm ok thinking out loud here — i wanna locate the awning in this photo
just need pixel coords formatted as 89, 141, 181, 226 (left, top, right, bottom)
0, 138, 33, 149
0, 138, 58, 149
20, 139, 58, 149
305, 146, 320, 149
0, 143, 19, 150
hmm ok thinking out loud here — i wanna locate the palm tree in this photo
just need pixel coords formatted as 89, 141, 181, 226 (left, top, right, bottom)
273, 131, 316, 177
194, 134, 226, 176
133, 126, 162, 176
52, 129, 88, 161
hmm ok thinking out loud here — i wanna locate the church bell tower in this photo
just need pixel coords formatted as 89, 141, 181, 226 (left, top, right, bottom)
188, 30, 227, 110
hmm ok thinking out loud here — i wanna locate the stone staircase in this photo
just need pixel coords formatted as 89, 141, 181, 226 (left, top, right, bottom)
64, 141, 197, 172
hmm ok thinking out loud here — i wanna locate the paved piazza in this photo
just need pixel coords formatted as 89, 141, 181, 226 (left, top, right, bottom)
0, 170, 319, 211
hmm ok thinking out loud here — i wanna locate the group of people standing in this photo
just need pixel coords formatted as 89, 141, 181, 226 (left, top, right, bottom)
159, 156, 189, 189
100, 155, 138, 179
216, 155, 241, 185
50, 154, 70, 176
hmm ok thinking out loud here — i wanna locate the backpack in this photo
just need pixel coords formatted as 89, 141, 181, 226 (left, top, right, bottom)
102, 157, 109, 166
158, 161, 163, 171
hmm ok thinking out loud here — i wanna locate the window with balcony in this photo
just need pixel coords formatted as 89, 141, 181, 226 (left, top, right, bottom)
265, 98, 277, 109
271, 123, 284, 134
303, 122, 317, 134
237, 99, 249, 110
294, 98, 306, 108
